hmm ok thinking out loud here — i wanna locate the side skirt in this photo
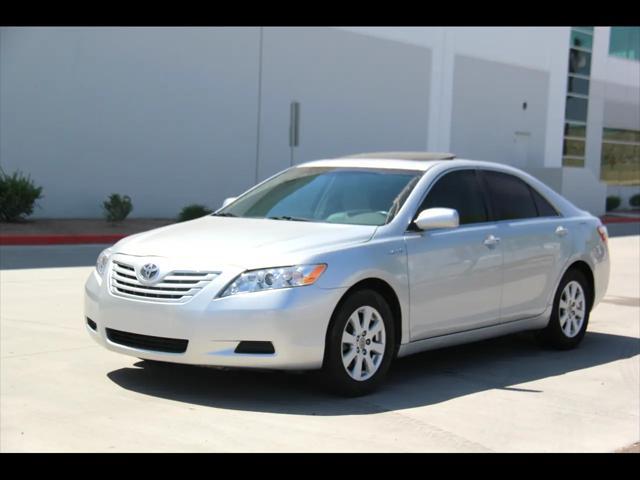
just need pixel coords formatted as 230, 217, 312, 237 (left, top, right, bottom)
397, 309, 551, 359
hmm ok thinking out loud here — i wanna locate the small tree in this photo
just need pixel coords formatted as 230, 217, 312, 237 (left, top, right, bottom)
178, 204, 212, 222
630, 193, 640, 208
606, 195, 621, 212
103, 194, 133, 223
0, 168, 44, 222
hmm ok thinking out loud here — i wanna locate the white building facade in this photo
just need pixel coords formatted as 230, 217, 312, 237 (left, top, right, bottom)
1, 27, 639, 218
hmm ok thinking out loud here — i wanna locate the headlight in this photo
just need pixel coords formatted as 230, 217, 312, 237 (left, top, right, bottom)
219, 264, 327, 297
95, 248, 112, 276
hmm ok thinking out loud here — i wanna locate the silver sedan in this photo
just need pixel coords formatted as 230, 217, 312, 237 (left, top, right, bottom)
85, 153, 610, 395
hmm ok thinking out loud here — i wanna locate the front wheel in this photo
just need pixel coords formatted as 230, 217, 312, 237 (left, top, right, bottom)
322, 289, 396, 396
537, 269, 591, 350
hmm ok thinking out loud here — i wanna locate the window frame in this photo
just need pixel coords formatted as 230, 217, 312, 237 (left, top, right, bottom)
408, 168, 492, 231
407, 167, 563, 232
478, 169, 561, 223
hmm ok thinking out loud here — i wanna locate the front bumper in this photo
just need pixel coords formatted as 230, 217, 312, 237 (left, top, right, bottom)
84, 266, 347, 370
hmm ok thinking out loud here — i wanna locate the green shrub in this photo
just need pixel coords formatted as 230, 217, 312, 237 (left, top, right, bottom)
630, 193, 640, 208
103, 194, 133, 222
606, 196, 621, 212
0, 168, 43, 222
178, 204, 212, 222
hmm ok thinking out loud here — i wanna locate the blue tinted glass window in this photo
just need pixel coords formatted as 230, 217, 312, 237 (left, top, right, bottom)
567, 76, 590, 96
565, 96, 589, 122
571, 30, 593, 51
610, 27, 640, 61
568, 49, 592, 75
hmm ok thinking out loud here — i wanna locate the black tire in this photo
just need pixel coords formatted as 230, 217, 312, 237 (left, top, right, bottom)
322, 289, 396, 396
537, 269, 592, 350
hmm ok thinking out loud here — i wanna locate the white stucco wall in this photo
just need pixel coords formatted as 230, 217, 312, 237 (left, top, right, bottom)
1, 27, 637, 218
338, 27, 572, 168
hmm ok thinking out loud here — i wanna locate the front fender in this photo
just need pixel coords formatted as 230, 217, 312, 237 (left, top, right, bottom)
310, 237, 411, 344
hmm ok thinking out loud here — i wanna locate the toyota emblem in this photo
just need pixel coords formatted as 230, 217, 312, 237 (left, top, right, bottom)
139, 263, 160, 281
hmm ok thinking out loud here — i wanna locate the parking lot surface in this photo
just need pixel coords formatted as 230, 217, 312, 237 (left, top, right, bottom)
1, 236, 638, 452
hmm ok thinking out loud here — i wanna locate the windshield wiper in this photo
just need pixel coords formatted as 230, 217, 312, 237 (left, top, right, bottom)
211, 212, 237, 217
267, 215, 310, 222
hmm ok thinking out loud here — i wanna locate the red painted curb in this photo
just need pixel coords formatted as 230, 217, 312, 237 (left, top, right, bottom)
0, 234, 127, 246
600, 216, 640, 224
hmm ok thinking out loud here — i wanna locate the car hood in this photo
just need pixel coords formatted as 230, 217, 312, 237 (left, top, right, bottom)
114, 216, 377, 269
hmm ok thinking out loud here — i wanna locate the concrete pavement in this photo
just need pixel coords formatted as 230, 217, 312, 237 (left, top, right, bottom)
0, 236, 638, 452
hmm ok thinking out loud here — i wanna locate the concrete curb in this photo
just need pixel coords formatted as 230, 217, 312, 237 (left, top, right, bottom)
0, 234, 126, 246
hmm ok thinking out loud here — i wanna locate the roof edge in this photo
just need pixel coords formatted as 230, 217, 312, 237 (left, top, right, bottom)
341, 151, 456, 161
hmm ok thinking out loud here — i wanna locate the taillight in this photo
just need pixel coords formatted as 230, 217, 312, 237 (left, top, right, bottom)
597, 225, 608, 244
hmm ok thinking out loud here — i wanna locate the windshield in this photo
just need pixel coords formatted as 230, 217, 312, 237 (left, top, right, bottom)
217, 167, 423, 226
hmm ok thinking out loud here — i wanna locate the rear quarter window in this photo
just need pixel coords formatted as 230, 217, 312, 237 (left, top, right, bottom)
530, 187, 560, 217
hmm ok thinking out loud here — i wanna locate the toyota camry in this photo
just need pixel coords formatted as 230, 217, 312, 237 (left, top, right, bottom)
85, 152, 610, 395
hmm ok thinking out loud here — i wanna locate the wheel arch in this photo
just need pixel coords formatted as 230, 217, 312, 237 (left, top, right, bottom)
327, 278, 403, 354
561, 260, 596, 310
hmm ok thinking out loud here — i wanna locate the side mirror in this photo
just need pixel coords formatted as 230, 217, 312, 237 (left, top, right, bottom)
414, 208, 459, 231
221, 197, 237, 208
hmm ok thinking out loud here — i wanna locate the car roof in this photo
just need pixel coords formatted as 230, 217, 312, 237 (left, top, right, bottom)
341, 151, 456, 161
298, 158, 438, 171
297, 156, 518, 173
296, 151, 454, 171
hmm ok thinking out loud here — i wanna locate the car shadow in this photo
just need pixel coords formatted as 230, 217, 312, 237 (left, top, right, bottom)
107, 331, 639, 416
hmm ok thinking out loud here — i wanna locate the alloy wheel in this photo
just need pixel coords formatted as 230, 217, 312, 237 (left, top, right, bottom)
341, 305, 386, 381
559, 280, 586, 338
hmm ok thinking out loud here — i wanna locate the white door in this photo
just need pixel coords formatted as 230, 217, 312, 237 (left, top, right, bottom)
406, 169, 503, 340
479, 169, 572, 321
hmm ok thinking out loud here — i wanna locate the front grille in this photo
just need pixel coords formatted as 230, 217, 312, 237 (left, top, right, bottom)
110, 260, 218, 303
106, 328, 188, 353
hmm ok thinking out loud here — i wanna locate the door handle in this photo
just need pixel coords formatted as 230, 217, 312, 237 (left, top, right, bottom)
555, 226, 569, 237
483, 234, 501, 248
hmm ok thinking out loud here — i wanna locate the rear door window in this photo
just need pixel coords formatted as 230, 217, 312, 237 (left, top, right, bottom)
481, 170, 538, 221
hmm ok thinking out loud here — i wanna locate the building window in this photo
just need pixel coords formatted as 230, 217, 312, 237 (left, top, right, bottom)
609, 27, 640, 61
565, 96, 589, 122
570, 30, 594, 51
567, 76, 590, 96
563, 27, 594, 168
600, 128, 640, 185
568, 49, 592, 75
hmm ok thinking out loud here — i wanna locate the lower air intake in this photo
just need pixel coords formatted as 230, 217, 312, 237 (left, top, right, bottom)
106, 328, 188, 353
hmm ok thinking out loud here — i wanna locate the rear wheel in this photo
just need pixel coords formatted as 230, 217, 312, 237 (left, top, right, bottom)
322, 289, 396, 396
537, 269, 591, 349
